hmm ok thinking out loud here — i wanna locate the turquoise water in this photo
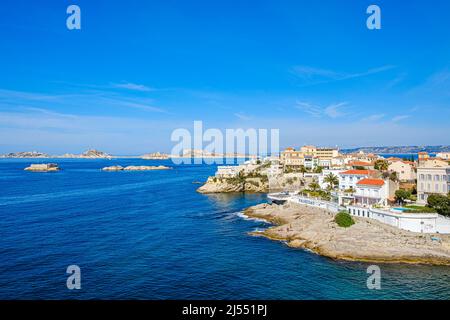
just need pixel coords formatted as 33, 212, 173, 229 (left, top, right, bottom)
0, 158, 449, 299
392, 208, 408, 212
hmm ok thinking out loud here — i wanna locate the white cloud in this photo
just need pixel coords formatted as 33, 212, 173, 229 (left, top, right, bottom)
295, 101, 349, 118
234, 112, 252, 120
392, 115, 410, 122
112, 82, 154, 92
324, 102, 348, 118
291, 65, 395, 85
362, 114, 385, 122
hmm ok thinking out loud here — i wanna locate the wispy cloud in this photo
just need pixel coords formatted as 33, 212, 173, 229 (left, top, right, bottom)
295, 101, 349, 118
0, 88, 168, 114
112, 82, 154, 92
392, 115, 410, 122
295, 101, 323, 117
324, 102, 348, 118
234, 112, 252, 120
362, 113, 385, 122
291, 65, 395, 86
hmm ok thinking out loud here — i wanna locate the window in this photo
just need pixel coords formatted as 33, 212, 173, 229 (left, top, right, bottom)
420, 174, 424, 180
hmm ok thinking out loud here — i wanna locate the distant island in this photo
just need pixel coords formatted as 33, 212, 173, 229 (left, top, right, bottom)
341, 145, 450, 154
1, 149, 112, 159
141, 152, 170, 160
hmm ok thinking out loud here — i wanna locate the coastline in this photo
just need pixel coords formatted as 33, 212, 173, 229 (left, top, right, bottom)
243, 202, 450, 266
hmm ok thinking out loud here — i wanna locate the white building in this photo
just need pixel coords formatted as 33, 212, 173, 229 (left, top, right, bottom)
354, 178, 392, 206
347, 205, 450, 234
417, 162, 450, 204
338, 169, 376, 191
215, 166, 241, 178
436, 152, 450, 160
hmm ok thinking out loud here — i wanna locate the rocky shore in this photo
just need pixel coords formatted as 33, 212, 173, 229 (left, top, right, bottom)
197, 176, 269, 193
102, 165, 171, 171
244, 202, 450, 265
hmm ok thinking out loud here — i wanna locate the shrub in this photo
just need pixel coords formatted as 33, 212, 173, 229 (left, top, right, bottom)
334, 211, 355, 228
427, 194, 450, 216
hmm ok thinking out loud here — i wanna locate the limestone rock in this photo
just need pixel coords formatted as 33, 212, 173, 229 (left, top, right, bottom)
24, 163, 60, 172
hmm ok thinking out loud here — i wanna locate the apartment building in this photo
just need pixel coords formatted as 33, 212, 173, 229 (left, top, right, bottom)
417, 162, 450, 204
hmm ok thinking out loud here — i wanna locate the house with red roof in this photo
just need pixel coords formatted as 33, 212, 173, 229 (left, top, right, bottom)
354, 178, 398, 206
338, 169, 378, 191
347, 161, 374, 170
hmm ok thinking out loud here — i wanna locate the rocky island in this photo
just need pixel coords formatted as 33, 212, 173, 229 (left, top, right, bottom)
3, 151, 49, 158
2, 149, 112, 159
24, 163, 60, 172
102, 165, 171, 171
244, 202, 450, 265
141, 152, 170, 160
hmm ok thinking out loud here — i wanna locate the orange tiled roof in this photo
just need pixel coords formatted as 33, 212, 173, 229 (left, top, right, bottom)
340, 169, 372, 175
349, 160, 373, 165
357, 178, 385, 186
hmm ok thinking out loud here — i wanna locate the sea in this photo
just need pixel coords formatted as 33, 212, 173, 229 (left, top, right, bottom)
0, 158, 449, 300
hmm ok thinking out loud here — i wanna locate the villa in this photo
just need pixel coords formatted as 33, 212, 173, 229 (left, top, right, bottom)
338, 169, 378, 191
417, 162, 450, 204
354, 178, 397, 207
388, 160, 416, 182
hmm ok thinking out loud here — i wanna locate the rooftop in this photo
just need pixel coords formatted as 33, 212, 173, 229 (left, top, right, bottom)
340, 169, 374, 175
357, 178, 385, 186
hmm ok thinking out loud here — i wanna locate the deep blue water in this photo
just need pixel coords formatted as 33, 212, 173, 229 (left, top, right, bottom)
379, 153, 436, 160
0, 158, 449, 300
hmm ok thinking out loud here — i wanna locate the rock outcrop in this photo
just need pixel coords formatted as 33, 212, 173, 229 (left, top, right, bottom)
24, 163, 60, 172
102, 166, 124, 171
197, 176, 269, 193
244, 202, 450, 265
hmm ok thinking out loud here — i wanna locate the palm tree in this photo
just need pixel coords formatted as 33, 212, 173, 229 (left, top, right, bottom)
309, 181, 320, 192
324, 173, 339, 190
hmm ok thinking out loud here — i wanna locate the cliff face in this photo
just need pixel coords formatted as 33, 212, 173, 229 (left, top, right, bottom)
197, 176, 269, 193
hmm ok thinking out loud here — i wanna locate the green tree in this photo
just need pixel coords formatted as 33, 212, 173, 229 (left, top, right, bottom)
427, 194, 450, 216
374, 159, 389, 171
313, 166, 323, 173
389, 171, 398, 182
395, 189, 411, 205
324, 173, 339, 190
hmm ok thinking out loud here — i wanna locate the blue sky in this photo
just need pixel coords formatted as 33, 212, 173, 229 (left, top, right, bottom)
0, 0, 449, 154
